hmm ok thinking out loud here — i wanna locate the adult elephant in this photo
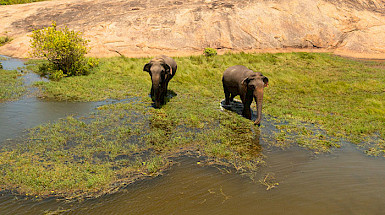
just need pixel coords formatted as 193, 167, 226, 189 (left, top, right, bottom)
143, 55, 177, 108
222, 65, 269, 125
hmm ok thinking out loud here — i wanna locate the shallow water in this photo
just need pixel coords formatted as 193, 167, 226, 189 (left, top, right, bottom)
0, 56, 106, 141
1, 56, 385, 214
1, 140, 384, 215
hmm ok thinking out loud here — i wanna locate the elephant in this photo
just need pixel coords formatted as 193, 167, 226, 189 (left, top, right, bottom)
143, 55, 177, 108
222, 65, 269, 125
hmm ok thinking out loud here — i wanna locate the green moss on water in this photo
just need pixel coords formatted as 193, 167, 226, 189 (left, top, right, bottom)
2, 52, 385, 199
0, 69, 25, 102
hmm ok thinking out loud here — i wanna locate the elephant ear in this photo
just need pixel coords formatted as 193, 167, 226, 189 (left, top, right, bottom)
163, 63, 172, 75
241, 77, 250, 86
262, 76, 269, 87
143, 63, 151, 73
241, 74, 256, 86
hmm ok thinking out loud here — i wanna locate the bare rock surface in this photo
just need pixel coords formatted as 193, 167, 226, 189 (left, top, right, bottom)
0, 0, 384, 58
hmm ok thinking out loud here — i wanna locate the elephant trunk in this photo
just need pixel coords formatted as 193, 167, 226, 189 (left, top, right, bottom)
152, 77, 162, 108
254, 88, 264, 125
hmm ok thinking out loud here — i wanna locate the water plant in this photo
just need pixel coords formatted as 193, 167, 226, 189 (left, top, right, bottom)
0, 69, 25, 102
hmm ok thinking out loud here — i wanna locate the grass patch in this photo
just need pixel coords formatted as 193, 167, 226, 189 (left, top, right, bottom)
2, 52, 385, 199
0, 69, 25, 102
31, 52, 385, 148
0, 35, 12, 46
0, 0, 45, 5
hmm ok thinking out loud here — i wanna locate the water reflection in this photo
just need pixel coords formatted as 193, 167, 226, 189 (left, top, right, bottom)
0, 97, 106, 142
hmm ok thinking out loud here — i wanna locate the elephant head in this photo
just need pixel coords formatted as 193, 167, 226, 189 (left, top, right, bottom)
143, 59, 173, 108
241, 73, 269, 125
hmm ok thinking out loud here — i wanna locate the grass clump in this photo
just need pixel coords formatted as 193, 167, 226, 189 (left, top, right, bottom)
0, 35, 12, 46
30, 22, 98, 81
0, 0, 45, 5
0, 69, 25, 102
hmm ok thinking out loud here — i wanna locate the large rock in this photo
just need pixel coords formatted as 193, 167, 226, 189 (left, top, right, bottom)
0, 0, 384, 58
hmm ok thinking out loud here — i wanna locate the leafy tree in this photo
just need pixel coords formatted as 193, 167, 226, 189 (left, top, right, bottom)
30, 22, 98, 80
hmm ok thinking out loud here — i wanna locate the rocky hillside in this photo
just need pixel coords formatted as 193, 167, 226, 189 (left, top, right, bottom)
0, 0, 384, 58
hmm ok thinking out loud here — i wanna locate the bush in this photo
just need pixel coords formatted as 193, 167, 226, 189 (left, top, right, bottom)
0, 35, 12, 46
30, 22, 98, 80
203, 48, 217, 57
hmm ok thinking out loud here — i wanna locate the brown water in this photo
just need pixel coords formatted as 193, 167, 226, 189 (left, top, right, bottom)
1, 56, 385, 214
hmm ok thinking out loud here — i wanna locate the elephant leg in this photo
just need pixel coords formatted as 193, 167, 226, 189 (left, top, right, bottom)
242, 105, 252, 119
160, 85, 166, 105
240, 95, 252, 119
150, 86, 155, 101
165, 82, 169, 96
224, 87, 231, 105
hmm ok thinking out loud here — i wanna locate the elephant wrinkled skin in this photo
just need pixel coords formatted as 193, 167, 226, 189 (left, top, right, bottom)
222, 65, 269, 125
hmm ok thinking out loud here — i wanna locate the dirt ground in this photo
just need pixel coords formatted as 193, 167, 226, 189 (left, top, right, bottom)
0, 0, 385, 59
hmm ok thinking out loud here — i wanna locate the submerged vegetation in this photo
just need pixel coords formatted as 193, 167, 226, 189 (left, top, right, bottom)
1, 52, 384, 199
0, 69, 25, 102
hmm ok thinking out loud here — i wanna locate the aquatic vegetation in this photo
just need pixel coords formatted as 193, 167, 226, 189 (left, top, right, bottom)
2, 52, 384, 199
0, 69, 25, 102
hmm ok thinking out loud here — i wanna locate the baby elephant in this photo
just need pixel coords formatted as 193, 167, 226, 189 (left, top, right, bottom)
143, 55, 177, 108
222, 65, 269, 125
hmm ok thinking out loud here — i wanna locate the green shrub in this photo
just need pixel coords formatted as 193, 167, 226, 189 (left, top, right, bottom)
30, 22, 98, 80
0, 35, 12, 46
203, 48, 217, 57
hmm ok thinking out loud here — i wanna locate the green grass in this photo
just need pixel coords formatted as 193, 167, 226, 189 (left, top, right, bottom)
0, 69, 25, 102
0, 0, 45, 5
0, 36, 12, 46
1, 52, 384, 199
32, 52, 385, 146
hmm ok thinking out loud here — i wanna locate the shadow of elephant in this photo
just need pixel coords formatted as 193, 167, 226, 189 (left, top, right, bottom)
220, 99, 259, 123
